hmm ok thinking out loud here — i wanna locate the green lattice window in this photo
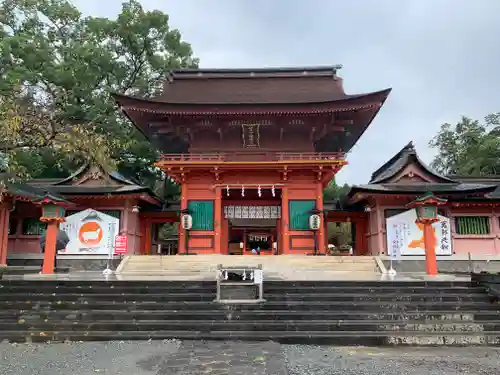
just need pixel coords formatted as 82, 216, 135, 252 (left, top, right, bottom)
289, 200, 316, 230
455, 216, 490, 235
188, 200, 214, 231
22, 219, 46, 235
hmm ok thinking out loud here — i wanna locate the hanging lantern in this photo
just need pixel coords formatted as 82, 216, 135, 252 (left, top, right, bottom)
271, 185, 275, 197
258, 185, 262, 197
226, 185, 230, 196
241, 185, 245, 197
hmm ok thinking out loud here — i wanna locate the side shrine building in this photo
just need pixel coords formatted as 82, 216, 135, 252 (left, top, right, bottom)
2, 65, 500, 267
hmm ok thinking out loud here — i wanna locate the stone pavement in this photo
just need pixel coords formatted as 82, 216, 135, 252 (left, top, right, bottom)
1, 340, 499, 375
4, 269, 471, 282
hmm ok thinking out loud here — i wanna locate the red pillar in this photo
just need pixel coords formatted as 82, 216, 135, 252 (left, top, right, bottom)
41, 221, 58, 274
178, 183, 188, 254
0, 204, 9, 266
214, 186, 222, 254
281, 186, 289, 254
144, 218, 152, 255
139, 217, 152, 255
316, 183, 325, 254
423, 223, 438, 276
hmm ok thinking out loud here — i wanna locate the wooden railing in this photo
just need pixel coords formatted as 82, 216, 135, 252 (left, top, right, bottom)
159, 152, 346, 162
276, 152, 346, 161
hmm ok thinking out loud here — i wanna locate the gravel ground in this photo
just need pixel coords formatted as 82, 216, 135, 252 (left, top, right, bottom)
0, 340, 499, 375
0, 340, 181, 375
283, 345, 500, 375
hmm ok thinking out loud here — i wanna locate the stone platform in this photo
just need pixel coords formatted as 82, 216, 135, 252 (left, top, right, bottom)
116, 255, 381, 281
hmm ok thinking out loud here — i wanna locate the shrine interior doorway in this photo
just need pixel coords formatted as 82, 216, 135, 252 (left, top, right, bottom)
228, 219, 278, 255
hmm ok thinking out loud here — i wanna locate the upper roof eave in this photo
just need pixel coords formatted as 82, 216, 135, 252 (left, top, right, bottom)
171, 65, 344, 76
111, 88, 392, 109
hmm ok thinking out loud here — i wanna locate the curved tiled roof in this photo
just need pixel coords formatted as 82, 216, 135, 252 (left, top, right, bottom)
369, 141, 455, 184
350, 183, 498, 195
114, 66, 391, 106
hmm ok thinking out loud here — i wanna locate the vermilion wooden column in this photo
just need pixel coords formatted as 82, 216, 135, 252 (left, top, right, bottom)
41, 221, 58, 274
144, 218, 152, 255
0, 204, 9, 266
316, 183, 325, 254
178, 183, 188, 254
281, 186, 289, 254
423, 223, 438, 276
214, 186, 222, 254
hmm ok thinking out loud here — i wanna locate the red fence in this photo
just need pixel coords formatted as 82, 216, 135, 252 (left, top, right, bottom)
159, 152, 346, 162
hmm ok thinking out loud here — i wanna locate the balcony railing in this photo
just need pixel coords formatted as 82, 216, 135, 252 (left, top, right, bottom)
159, 152, 346, 162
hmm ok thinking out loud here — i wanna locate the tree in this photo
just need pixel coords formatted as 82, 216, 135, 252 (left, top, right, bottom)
1, 91, 118, 179
429, 113, 500, 176
0, 0, 198, 185
323, 179, 350, 201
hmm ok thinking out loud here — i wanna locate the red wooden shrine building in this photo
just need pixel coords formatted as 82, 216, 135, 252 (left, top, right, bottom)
113, 66, 391, 255
3, 65, 500, 267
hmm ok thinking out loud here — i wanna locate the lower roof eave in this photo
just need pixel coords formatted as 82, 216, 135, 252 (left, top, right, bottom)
56, 192, 163, 206
348, 190, 498, 205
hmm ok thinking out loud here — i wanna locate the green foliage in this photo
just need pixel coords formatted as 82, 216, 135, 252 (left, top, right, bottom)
323, 179, 350, 201
158, 223, 179, 240
0, 0, 198, 185
327, 222, 352, 246
429, 114, 500, 176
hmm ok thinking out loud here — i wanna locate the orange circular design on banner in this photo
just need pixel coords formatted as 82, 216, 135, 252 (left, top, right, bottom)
78, 221, 103, 246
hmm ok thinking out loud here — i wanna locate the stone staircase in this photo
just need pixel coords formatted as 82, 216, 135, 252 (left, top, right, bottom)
0, 279, 499, 345
117, 255, 379, 280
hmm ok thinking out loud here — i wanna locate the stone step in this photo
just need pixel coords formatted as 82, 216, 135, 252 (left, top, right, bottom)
0, 283, 485, 297
0, 292, 490, 303
1, 300, 497, 311
0, 266, 70, 275
127, 255, 375, 261
3, 309, 498, 322
0, 286, 484, 294
3, 320, 500, 332
0, 280, 474, 288
1, 330, 499, 345
119, 255, 380, 278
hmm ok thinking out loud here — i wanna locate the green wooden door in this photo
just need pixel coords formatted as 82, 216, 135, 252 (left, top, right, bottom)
188, 200, 214, 231
289, 200, 316, 230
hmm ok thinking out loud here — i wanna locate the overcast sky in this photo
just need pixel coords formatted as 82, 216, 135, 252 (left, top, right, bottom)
73, 0, 500, 184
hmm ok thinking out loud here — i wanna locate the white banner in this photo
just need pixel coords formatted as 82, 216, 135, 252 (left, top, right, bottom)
59, 209, 119, 256
386, 209, 452, 256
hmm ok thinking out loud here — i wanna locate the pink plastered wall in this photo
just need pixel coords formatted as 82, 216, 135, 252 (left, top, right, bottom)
7, 199, 141, 255
368, 199, 500, 256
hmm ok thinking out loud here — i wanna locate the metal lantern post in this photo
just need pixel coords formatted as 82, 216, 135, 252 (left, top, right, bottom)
309, 209, 322, 256
406, 192, 448, 276
34, 194, 73, 274
180, 209, 192, 255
